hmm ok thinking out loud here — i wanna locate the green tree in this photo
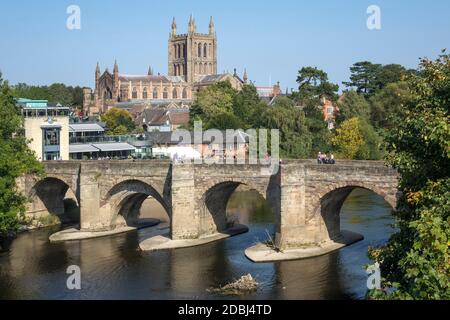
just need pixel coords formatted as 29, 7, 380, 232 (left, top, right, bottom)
331, 117, 364, 159
207, 113, 242, 130
336, 90, 371, 124
0, 74, 43, 246
261, 97, 312, 158
291, 67, 338, 155
101, 108, 135, 135
295, 66, 339, 103
331, 117, 382, 160
190, 81, 238, 129
356, 119, 383, 160
369, 81, 412, 130
375, 64, 407, 89
232, 84, 261, 127
344, 62, 409, 96
369, 53, 450, 300
343, 61, 382, 95
12, 83, 84, 107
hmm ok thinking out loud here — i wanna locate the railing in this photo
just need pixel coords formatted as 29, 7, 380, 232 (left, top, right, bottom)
69, 135, 147, 144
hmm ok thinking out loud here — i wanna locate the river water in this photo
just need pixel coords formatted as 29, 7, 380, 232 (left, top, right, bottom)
0, 188, 394, 300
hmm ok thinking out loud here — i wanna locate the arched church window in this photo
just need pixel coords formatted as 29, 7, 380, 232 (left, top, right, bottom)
174, 44, 177, 58
198, 43, 202, 57
177, 45, 181, 59
182, 88, 188, 99
173, 88, 178, 99
104, 87, 112, 99
204, 43, 207, 58
153, 88, 158, 99
163, 88, 168, 99
143, 87, 148, 99
132, 87, 138, 99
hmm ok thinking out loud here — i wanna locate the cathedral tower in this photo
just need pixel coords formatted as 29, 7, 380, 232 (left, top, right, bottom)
168, 16, 217, 83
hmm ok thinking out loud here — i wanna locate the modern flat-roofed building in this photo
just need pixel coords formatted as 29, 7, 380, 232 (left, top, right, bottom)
18, 98, 70, 161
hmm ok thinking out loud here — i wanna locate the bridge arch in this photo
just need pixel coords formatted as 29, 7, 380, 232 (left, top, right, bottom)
104, 179, 171, 229
198, 179, 275, 237
311, 183, 397, 242
28, 177, 79, 224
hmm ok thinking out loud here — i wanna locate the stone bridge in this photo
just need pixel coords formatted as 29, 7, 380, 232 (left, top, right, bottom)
18, 160, 398, 257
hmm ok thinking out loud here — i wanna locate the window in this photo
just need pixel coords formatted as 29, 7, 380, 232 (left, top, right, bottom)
327, 107, 334, 115
198, 43, 202, 57
153, 88, 158, 99
132, 87, 138, 99
173, 88, 178, 99
182, 88, 188, 99
163, 88, 168, 99
44, 151, 60, 161
43, 128, 60, 146
204, 43, 207, 58
143, 88, 148, 99
174, 44, 177, 58
328, 122, 335, 130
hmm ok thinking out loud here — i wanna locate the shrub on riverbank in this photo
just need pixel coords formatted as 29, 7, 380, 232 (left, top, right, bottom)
368, 53, 450, 300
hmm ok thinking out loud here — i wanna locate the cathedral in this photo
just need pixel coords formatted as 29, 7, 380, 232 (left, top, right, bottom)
83, 16, 248, 115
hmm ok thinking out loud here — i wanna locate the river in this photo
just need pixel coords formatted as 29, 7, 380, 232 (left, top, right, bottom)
0, 188, 395, 300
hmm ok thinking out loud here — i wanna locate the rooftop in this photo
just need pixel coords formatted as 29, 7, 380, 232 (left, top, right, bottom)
69, 123, 105, 133
17, 98, 69, 110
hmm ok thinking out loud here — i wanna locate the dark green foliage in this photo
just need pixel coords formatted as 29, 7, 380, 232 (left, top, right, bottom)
101, 108, 136, 135
295, 66, 339, 103
368, 53, 450, 300
336, 90, 371, 124
344, 62, 408, 96
12, 83, 84, 107
0, 74, 43, 239
369, 82, 412, 130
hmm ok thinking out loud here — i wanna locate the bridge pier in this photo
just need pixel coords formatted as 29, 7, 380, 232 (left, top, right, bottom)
79, 170, 103, 231
170, 163, 198, 239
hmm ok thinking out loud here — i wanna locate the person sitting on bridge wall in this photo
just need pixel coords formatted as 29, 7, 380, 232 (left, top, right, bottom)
317, 152, 335, 165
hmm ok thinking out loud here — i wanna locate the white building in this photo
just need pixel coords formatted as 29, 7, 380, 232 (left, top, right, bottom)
18, 99, 70, 161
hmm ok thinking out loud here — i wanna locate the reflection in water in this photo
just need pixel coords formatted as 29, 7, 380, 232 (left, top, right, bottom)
0, 188, 394, 300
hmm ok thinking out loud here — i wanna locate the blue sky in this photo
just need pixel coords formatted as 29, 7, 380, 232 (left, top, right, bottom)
1, 0, 449, 91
